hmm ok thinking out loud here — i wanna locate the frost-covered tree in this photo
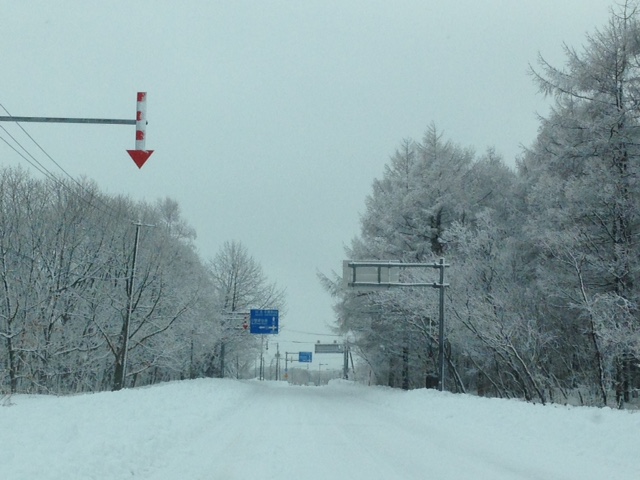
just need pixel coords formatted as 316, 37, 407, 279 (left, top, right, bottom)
328, 127, 517, 392
0, 166, 226, 394
445, 211, 553, 403
357, 125, 475, 261
205, 240, 286, 378
322, 3, 640, 407
0, 168, 42, 393
522, 1, 640, 406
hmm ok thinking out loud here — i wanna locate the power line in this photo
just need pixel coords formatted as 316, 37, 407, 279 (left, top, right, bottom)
283, 329, 342, 337
0, 124, 60, 182
5, 107, 87, 185
0, 100, 133, 222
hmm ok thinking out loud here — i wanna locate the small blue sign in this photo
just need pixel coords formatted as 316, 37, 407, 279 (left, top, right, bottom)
299, 352, 312, 363
249, 309, 279, 334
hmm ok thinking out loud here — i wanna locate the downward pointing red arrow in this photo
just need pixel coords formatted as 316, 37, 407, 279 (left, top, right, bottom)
127, 93, 154, 169
127, 150, 154, 169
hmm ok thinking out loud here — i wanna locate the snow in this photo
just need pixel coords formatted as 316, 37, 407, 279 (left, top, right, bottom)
1, 379, 638, 479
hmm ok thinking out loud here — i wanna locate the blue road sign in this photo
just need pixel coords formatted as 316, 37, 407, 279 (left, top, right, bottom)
249, 309, 279, 334
299, 352, 312, 363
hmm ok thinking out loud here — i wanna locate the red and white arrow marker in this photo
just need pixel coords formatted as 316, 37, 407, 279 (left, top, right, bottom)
126, 92, 154, 169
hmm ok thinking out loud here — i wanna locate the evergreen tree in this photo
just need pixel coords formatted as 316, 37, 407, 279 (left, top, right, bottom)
523, 1, 640, 406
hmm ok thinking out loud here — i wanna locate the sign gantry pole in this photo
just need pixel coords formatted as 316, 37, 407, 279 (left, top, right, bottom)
0, 116, 135, 125
0, 91, 155, 169
343, 259, 450, 391
437, 258, 446, 391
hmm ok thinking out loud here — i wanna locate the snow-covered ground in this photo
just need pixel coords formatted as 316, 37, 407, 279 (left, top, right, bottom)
1, 379, 638, 479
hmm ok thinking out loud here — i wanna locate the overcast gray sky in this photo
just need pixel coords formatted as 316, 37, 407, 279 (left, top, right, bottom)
1, 1, 613, 366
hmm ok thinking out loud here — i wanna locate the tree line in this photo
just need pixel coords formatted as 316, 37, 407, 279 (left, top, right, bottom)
0, 169, 285, 394
323, 3, 640, 408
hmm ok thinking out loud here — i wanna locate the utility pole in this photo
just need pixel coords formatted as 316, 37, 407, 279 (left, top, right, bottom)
113, 221, 153, 390
119, 222, 142, 390
0, 92, 158, 389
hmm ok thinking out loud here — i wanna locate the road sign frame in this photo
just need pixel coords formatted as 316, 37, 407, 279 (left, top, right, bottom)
315, 343, 344, 354
249, 309, 279, 334
343, 258, 449, 391
299, 352, 312, 363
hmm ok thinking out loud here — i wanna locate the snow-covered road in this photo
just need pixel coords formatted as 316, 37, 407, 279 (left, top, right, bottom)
1, 379, 638, 479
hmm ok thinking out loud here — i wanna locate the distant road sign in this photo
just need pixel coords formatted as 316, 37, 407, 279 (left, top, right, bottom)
299, 352, 312, 363
315, 343, 343, 354
250, 309, 279, 334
